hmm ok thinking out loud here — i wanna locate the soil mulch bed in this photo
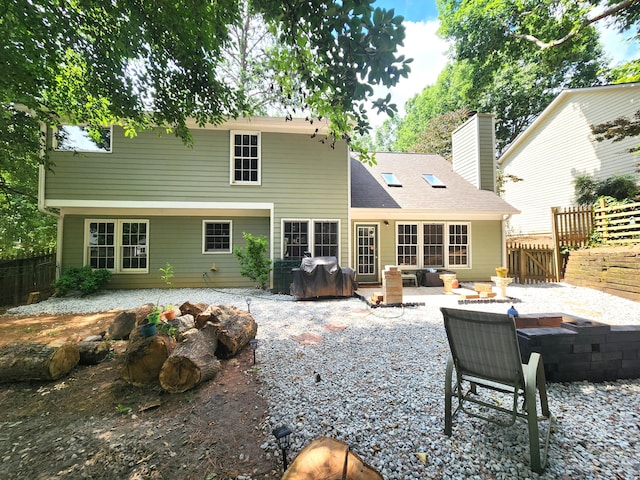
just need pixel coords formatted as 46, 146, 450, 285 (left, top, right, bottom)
0, 312, 279, 479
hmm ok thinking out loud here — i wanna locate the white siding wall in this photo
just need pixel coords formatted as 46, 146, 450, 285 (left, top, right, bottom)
452, 114, 496, 191
501, 85, 640, 235
452, 116, 479, 188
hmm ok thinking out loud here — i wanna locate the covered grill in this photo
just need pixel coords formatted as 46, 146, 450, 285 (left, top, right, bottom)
290, 256, 357, 299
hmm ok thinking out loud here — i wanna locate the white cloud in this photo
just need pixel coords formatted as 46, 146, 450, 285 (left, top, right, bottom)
368, 20, 450, 127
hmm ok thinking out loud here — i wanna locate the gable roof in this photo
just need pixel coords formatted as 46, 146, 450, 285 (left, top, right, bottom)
351, 152, 519, 218
499, 82, 640, 165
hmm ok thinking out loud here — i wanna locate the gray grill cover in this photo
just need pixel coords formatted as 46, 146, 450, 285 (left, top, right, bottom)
290, 256, 357, 299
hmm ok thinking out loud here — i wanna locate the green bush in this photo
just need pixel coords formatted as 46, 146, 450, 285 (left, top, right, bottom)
575, 173, 639, 205
233, 232, 272, 289
54, 266, 112, 296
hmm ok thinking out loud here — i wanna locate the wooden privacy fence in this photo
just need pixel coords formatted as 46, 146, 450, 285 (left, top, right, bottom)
0, 251, 57, 307
594, 200, 640, 245
552, 206, 594, 249
507, 242, 557, 284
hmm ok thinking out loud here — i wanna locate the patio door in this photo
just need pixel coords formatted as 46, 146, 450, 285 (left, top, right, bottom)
356, 224, 378, 283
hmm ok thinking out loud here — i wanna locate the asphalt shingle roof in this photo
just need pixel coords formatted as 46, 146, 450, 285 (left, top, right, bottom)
351, 152, 519, 215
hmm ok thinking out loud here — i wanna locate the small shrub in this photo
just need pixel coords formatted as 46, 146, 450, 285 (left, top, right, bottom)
54, 266, 111, 296
233, 232, 272, 289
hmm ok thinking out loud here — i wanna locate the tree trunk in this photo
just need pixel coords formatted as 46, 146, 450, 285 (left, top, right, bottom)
282, 437, 383, 480
159, 324, 220, 393
207, 305, 257, 358
0, 341, 80, 383
121, 333, 175, 386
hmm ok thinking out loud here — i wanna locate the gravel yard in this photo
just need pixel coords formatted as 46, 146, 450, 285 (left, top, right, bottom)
6, 282, 640, 479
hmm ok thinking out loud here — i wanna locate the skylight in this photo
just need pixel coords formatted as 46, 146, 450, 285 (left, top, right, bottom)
381, 173, 402, 187
422, 174, 446, 188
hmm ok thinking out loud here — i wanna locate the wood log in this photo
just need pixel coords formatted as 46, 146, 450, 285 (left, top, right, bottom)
159, 324, 220, 393
108, 311, 136, 340
282, 437, 383, 480
179, 301, 209, 320
207, 305, 257, 359
121, 333, 175, 386
0, 341, 80, 383
167, 314, 196, 334
77, 340, 111, 365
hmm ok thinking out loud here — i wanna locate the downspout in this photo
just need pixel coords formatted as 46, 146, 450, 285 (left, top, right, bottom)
37, 123, 63, 278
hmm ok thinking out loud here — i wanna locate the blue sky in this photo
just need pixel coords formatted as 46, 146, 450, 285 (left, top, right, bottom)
368, 1, 639, 126
373, 0, 439, 21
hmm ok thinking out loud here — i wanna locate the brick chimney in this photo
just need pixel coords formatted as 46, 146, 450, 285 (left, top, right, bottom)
451, 113, 496, 192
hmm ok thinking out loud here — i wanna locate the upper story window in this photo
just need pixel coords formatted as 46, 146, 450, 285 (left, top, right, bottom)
381, 173, 402, 187
203, 221, 232, 254
54, 125, 112, 153
422, 174, 446, 188
230, 131, 261, 184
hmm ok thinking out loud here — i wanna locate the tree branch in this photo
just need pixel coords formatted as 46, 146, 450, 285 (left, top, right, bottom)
514, 0, 639, 50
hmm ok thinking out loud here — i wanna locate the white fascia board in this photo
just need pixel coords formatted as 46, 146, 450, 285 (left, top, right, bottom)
48, 200, 273, 217
186, 116, 331, 135
350, 208, 516, 221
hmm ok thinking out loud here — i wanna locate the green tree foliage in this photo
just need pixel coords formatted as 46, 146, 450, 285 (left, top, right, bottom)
431, 0, 607, 153
574, 173, 640, 205
0, 106, 56, 254
234, 232, 272, 289
411, 108, 469, 161
394, 62, 474, 151
591, 109, 640, 154
2, 0, 412, 251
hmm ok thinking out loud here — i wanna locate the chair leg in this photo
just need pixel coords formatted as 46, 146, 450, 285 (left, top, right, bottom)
525, 353, 550, 473
445, 356, 454, 436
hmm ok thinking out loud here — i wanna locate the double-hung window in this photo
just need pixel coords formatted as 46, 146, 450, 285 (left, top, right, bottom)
448, 224, 469, 266
85, 219, 148, 273
230, 131, 260, 184
283, 220, 340, 259
313, 221, 339, 257
203, 221, 232, 253
283, 221, 309, 258
396, 222, 470, 268
397, 223, 418, 266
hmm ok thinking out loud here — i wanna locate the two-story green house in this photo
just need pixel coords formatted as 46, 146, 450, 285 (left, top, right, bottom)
41, 117, 350, 288
41, 114, 518, 288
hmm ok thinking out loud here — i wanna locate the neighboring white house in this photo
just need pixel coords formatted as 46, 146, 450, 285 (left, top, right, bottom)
499, 83, 640, 236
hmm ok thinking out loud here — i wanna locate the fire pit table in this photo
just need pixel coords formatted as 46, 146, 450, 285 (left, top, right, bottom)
516, 313, 640, 382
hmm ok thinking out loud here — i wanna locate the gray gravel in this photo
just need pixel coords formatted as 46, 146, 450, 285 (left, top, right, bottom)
8, 283, 640, 479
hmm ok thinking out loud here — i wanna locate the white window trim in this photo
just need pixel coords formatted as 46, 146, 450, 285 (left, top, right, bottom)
53, 125, 113, 153
395, 221, 471, 269
281, 218, 310, 259
202, 220, 233, 254
83, 219, 149, 274
281, 219, 342, 260
229, 130, 261, 185
312, 219, 341, 259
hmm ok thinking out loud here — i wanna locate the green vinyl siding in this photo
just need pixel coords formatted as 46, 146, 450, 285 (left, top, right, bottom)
61, 215, 270, 288
48, 124, 350, 271
351, 218, 504, 282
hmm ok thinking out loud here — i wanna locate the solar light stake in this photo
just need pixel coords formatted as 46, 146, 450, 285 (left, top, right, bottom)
272, 425, 292, 472
246, 297, 252, 313
248, 339, 258, 365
